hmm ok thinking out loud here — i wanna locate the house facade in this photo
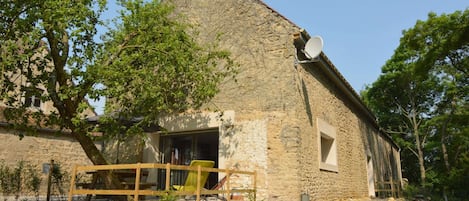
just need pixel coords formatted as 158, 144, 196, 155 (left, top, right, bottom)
139, 0, 402, 200
0, 70, 95, 196
0, 0, 401, 200
0, 110, 95, 197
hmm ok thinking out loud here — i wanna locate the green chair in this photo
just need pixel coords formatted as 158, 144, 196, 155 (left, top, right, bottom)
173, 160, 215, 192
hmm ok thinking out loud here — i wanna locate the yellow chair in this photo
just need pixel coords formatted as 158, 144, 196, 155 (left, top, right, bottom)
173, 160, 215, 192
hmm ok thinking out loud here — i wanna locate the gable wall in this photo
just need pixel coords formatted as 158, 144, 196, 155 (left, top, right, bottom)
165, 0, 399, 200
169, 1, 305, 200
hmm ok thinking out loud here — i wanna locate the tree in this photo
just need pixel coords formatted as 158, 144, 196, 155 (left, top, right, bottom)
362, 50, 436, 186
363, 9, 468, 199
0, 0, 235, 184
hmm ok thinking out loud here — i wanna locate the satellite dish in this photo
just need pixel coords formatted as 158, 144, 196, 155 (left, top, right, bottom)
303, 36, 323, 59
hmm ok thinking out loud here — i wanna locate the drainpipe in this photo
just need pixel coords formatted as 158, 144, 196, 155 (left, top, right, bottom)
301, 193, 310, 201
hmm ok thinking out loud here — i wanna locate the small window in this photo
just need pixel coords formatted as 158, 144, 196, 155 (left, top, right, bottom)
24, 88, 43, 109
317, 118, 338, 172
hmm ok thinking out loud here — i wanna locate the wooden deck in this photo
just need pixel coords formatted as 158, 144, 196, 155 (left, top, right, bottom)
68, 163, 256, 201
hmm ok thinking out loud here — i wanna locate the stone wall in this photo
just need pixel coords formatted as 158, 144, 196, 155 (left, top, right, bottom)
0, 128, 93, 195
142, 111, 270, 198
296, 62, 372, 200
169, 1, 304, 200
169, 0, 301, 112
363, 122, 402, 196
167, 0, 401, 201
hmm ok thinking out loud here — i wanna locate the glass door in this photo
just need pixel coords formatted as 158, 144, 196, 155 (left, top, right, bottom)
158, 131, 219, 189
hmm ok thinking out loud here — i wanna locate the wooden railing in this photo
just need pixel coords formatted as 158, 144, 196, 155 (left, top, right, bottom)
67, 163, 256, 201
375, 180, 402, 198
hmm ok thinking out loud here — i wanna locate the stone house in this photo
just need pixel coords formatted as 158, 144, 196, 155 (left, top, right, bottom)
137, 0, 403, 200
0, 0, 402, 200
0, 73, 96, 196
0, 115, 96, 196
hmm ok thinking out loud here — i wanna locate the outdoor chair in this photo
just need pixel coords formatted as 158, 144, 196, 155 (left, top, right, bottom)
172, 160, 215, 192
210, 175, 227, 191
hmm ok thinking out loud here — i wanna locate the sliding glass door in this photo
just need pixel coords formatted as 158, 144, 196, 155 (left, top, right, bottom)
159, 130, 219, 188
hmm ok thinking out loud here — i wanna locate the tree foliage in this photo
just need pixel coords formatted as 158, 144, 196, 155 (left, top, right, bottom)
0, 0, 236, 170
1, 0, 105, 135
362, 9, 468, 199
98, 1, 236, 128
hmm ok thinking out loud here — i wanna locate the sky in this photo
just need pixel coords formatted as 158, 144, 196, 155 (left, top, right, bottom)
262, 0, 468, 92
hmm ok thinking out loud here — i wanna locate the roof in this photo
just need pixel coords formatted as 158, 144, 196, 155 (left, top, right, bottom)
258, 0, 301, 29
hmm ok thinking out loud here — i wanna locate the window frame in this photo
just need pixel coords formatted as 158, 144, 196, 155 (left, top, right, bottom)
23, 87, 43, 110
317, 118, 338, 172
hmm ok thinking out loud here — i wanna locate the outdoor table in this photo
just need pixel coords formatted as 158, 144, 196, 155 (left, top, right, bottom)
81, 169, 153, 189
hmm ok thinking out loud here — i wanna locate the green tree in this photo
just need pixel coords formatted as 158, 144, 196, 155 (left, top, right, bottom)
363, 9, 468, 199
0, 0, 235, 186
362, 50, 436, 186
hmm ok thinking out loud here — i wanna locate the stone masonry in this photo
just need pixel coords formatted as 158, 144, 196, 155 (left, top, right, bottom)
0, 128, 93, 195
160, 0, 402, 200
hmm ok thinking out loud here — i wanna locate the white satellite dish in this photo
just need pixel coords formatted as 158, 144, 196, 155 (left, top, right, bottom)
303, 36, 323, 59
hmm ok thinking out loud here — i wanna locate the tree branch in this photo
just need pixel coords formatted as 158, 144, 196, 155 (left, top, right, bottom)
382, 128, 409, 136
422, 134, 427, 146
407, 145, 419, 158
102, 32, 138, 67
448, 50, 468, 74
47, 74, 67, 123
60, 31, 69, 67
74, 32, 141, 110
44, 24, 76, 123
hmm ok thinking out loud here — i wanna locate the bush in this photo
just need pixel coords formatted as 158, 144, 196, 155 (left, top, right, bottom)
0, 160, 42, 199
49, 162, 69, 196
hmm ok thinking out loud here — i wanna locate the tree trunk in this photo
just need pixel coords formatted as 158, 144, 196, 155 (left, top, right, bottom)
441, 132, 450, 172
414, 129, 426, 186
411, 112, 426, 186
72, 131, 123, 190
73, 131, 108, 165
440, 110, 454, 201
441, 107, 454, 173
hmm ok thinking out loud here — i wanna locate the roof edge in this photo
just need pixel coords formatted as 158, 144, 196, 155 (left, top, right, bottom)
258, 0, 301, 29
295, 30, 400, 150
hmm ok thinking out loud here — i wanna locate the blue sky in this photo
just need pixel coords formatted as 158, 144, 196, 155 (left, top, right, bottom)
262, 0, 468, 92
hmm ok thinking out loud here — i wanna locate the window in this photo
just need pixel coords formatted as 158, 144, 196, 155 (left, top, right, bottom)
24, 87, 43, 109
317, 118, 338, 172
159, 130, 219, 189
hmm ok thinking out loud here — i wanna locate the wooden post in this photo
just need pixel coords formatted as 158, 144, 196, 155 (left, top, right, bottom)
196, 165, 201, 201
68, 164, 77, 201
46, 159, 54, 201
390, 178, 395, 198
65, 163, 256, 200
134, 163, 142, 200
165, 163, 170, 191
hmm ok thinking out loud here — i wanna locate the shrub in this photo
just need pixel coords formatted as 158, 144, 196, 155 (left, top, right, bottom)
0, 160, 42, 200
